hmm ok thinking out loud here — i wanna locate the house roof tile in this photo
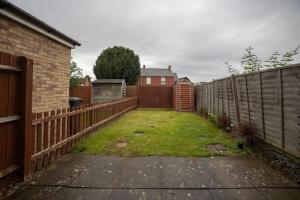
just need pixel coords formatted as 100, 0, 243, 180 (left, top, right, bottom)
141, 68, 178, 81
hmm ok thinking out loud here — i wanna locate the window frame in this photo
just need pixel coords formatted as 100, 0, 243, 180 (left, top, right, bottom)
161, 76, 166, 85
146, 77, 151, 85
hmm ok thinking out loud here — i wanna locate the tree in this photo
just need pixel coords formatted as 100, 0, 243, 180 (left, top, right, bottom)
93, 46, 141, 85
70, 60, 83, 89
240, 46, 262, 73
226, 46, 299, 74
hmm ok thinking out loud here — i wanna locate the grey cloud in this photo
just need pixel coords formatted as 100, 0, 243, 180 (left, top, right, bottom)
9, 0, 300, 82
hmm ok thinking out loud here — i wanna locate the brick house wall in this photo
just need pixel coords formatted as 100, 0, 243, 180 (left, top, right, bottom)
0, 15, 71, 112
138, 76, 175, 86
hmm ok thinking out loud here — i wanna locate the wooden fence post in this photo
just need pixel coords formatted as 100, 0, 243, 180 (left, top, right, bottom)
217, 81, 220, 116
225, 78, 230, 120
19, 56, 33, 180
258, 71, 265, 140
231, 75, 240, 127
206, 84, 209, 112
213, 80, 215, 115
245, 75, 251, 126
278, 69, 284, 148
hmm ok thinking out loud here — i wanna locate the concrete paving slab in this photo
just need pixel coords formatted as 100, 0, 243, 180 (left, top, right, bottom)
258, 188, 300, 200
209, 188, 265, 200
5, 154, 300, 200
117, 157, 162, 188
70, 155, 125, 188
203, 156, 296, 188
62, 188, 162, 200
198, 157, 253, 188
162, 189, 212, 200
6, 186, 63, 200
28, 154, 90, 186
160, 157, 213, 188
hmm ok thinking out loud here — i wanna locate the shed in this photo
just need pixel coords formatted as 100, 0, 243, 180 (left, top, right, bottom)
173, 77, 195, 112
91, 79, 126, 103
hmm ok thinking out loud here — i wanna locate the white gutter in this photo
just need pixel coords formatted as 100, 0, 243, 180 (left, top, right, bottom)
0, 9, 75, 49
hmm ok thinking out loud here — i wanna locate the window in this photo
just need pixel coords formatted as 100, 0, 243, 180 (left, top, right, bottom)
146, 77, 151, 85
161, 77, 166, 85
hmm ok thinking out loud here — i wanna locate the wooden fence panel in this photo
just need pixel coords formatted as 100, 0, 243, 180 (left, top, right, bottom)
69, 86, 91, 104
246, 73, 264, 139
126, 86, 137, 97
0, 52, 33, 181
261, 70, 282, 148
195, 64, 300, 158
30, 97, 137, 174
134, 86, 173, 108
282, 67, 300, 156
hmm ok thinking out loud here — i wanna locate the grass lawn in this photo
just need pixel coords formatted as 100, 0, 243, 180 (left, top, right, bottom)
74, 110, 248, 157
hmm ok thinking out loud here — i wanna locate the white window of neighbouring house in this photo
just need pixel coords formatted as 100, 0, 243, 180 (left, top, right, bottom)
146, 77, 151, 85
161, 77, 166, 85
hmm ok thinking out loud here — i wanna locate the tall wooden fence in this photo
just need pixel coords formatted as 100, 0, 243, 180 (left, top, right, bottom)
0, 52, 32, 182
69, 86, 91, 104
30, 97, 137, 174
126, 86, 137, 97
195, 64, 300, 157
127, 86, 173, 108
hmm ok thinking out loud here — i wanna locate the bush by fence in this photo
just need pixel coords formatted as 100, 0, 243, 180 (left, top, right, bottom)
195, 64, 300, 158
30, 97, 137, 174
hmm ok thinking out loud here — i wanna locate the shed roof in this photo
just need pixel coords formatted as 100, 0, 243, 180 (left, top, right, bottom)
141, 68, 178, 80
92, 79, 125, 84
178, 77, 191, 82
0, 0, 81, 47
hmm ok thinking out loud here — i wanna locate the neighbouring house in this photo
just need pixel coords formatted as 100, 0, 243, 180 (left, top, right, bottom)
91, 79, 126, 103
138, 65, 178, 86
79, 76, 92, 86
0, 0, 80, 112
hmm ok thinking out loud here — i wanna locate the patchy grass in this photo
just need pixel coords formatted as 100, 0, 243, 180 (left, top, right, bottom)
74, 110, 248, 157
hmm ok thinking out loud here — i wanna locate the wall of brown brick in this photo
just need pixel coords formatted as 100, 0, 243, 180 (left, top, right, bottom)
138, 76, 175, 86
0, 15, 71, 112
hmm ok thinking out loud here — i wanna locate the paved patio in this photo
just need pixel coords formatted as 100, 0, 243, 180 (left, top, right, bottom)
7, 154, 300, 200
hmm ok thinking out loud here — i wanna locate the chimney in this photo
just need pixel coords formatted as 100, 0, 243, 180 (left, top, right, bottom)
143, 65, 145, 69
168, 65, 171, 70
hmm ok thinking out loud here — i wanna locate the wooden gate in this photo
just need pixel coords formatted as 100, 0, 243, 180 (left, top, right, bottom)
0, 52, 32, 184
136, 86, 173, 108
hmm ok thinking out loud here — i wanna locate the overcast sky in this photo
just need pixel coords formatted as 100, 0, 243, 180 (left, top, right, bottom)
10, 0, 300, 82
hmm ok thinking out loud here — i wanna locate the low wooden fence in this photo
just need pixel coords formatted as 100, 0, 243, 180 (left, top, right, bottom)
30, 97, 137, 174
126, 86, 173, 108
195, 64, 300, 157
69, 86, 92, 104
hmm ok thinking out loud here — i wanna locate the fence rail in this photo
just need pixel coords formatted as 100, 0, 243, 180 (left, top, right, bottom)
30, 97, 137, 173
195, 64, 300, 158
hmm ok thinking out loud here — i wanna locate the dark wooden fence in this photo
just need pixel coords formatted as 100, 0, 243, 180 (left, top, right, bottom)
126, 86, 137, 97
195, 64, 300, 157
69, 86, 91, 104
0, 52, 32, 183
30, 97, 137, 174
127, 86, 173, 108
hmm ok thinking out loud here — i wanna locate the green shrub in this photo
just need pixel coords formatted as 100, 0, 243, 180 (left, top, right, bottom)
216, 113, 231, 131
239, 124, 256, 145
199, 108, 209, 118
237, 140, 244, 149
208, 114, 217, 124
